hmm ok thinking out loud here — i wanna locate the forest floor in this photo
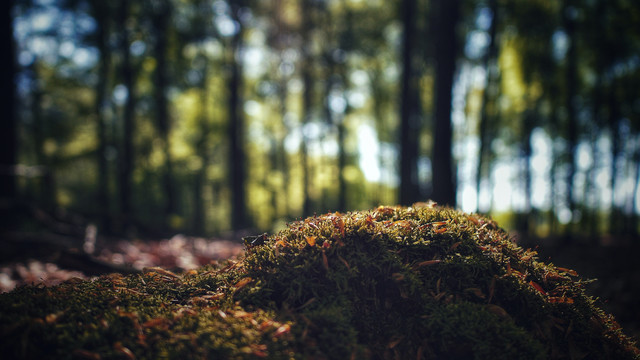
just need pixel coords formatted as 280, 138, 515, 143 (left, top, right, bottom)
1, 230, 639, 344
0, 233, 243, 292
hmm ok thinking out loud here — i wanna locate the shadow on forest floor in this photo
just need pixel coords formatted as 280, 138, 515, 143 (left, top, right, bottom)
519, 236, 640, 343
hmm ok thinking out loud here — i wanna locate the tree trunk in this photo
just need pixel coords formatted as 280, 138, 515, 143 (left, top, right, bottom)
151, 0, 176, 225
431, 0, 459, 207
584, 0, 610, 240
0, 0, 17, 229
271, 0, 291, 220
0, 0, 16, 196
370, 68, 386, 205
631, 142, 640, 237
228, 0, 248, 230
92, 0, 112, 231
520, 105, 536, 236
337, 116, 347, 212
335, 0, 354, 212
608, 80, 622, 236
118, 0, 135, 227
562, 0, 578, 229
30, 63, 55, 210
300, 0, 314, 217
193, 62, 210, 235
399, 0, 420, 206
476, 0, 499, 213
276, 64, 290, 220
548, 110, 559, 234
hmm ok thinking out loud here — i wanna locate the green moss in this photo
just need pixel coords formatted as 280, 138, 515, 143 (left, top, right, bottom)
1, 204, 638, 359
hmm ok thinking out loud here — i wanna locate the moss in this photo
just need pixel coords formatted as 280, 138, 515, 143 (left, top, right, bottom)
1, 204, 638, 359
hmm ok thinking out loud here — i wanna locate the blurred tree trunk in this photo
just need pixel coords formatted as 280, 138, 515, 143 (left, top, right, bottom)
519, 104, 537, 235
476, 0, 499, 213
431, 0, 459, 207
151, 0, 176, 225
276, 66, 290, 220
91, 0, 112, 231
584, 80, 603, 238
270, 0, 291, 220
0, 0, 17, 229
118, 0, 136, 227
548, 108, 560, 234
370, 68, 386, 205
322, 62, 338, 211
228, 0, 248, 230
193, 151, 206, 234
584, 0, 607, 239
1, 0, 16, 191
300, 0, 314, 217
335, 0, 354, 212
562, 0, 578, 228
608, 79, 622, 236
30, 63, 55, 210
193, 62, 210, 235
632, 143, 640, 237
399, 0, 420, 206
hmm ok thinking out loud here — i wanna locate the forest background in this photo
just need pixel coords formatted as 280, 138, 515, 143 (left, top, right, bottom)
1, 0, 640, 339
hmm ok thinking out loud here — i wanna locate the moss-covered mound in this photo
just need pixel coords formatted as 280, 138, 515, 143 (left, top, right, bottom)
1, 204, 638, 359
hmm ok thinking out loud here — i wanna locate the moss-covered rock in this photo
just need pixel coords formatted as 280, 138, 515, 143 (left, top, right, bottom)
1, 204, 638, 359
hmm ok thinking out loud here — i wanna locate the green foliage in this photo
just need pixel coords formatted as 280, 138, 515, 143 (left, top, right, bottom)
1, 204, 638, 359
